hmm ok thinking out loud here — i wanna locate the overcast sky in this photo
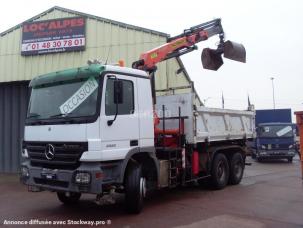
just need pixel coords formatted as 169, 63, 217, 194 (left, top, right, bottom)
0, 0, 302, 121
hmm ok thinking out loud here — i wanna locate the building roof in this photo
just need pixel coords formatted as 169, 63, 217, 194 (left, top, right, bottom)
0, 6, 169, 37
176, 57, 203, 105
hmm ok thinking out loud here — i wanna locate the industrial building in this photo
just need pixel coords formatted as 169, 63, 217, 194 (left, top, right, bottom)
0, 6, 201, 173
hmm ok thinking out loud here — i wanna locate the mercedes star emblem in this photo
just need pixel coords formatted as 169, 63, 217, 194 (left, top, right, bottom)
45, 144, 55, 160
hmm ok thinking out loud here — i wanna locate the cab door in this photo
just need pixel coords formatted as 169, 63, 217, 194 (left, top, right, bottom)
100, 73, 139, 161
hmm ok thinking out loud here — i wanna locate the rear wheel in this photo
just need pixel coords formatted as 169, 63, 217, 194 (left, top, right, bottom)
211, 153, 230, 190
125, 163, 146, 214
229, 153, 244, 185
57, 192, 81, 205
288, 157, 293, 163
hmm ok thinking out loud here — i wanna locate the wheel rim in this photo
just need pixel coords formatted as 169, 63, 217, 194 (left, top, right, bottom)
217, 160, 226, 182
140, 177, 146, 198
234, 160, 243, 179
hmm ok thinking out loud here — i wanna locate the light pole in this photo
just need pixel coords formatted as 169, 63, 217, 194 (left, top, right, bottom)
270, 77, 276, 109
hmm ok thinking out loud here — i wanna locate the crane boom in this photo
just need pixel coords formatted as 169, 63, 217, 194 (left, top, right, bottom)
132, 18, 246, 73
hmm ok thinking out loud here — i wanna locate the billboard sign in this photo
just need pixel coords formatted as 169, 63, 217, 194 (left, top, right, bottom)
21, 17, 86, 55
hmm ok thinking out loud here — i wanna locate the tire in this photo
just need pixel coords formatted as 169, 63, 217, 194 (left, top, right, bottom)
229, 153, 244, 185
288, 157, 293, 163
257, 157, 263, 162
125, 163, 146, 214
210, 153, 230, 190
57, 192, 81, 205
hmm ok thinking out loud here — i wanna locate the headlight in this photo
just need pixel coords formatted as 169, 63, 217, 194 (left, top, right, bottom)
74, 172, 91, 184
289, 145, 294, 149
22, 148, 29, 158
21, 167, 29, 177
261, 145, 266, 149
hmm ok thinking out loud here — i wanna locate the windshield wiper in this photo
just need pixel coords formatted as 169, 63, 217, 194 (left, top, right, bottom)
49, 113, 75, 123
27, 113, 41, 119
49, 113, 69, 118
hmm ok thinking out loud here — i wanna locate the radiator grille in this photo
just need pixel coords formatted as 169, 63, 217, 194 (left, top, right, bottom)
25, 141, 88, 170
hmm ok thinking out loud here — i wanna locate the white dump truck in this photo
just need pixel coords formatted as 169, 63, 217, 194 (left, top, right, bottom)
20, 19, 253, 213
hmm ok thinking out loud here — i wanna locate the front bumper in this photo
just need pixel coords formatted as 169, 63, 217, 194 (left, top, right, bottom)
20, 160, 106, 194
257, 150, 296, 159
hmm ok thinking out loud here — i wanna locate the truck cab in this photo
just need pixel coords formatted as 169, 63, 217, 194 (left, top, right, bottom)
21, 64, 157, 211
253, 122, 297, 162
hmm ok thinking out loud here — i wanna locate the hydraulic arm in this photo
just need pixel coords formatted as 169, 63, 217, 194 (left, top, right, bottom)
132, 18, 246, 73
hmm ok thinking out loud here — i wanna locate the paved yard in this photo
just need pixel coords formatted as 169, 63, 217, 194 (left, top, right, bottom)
0, 156, 302, 228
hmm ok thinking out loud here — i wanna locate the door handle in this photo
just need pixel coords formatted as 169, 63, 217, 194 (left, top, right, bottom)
130, 140, 138, 146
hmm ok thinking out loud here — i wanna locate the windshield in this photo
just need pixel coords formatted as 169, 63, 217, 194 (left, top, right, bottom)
27, 77, 99, 121
258, 125, 294, 138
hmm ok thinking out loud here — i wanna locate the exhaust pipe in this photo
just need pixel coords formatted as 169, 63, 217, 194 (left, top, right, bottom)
201, 40, 246, 71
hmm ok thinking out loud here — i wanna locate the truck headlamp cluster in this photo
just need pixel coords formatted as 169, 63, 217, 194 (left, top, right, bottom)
74, 172, 91, 184
21, 166, 29, 177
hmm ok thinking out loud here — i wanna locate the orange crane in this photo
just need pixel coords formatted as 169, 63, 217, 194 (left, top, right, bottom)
132, 18, 246, 73
132, 18, 246, 104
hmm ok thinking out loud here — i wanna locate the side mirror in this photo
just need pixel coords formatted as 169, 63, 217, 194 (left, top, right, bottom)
114, 80, 123, 104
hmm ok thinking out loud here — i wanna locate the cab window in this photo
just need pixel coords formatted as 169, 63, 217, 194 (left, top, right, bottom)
105, 78, 134, 115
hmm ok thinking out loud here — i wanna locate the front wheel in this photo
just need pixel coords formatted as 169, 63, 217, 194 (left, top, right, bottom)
288, 157, 293, 163
57, 192, 81, 205
125, 163, 146, 214
211, 153, 230, 190
229, 153, 244, 185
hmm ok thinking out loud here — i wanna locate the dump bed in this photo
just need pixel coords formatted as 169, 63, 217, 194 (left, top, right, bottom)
155, 93, 255, 144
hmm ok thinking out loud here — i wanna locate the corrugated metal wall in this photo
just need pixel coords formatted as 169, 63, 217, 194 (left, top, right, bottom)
0, 81, 30, 173
0, 8, 191, 93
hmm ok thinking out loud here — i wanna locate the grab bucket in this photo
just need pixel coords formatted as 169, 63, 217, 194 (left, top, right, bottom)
201, 40, 246, 71
201, 48, 223, 71
223, 40, 246, 63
